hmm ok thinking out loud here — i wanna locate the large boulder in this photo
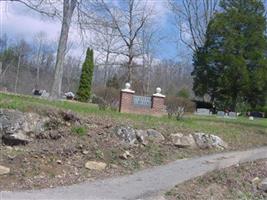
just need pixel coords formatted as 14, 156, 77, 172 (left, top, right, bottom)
136, 129, 165, 145
193, 132, 228, 149
0, 165, 10, 175
146, 129, 165, 142
259, 178, 267, 192
0, 109, 48, 145
115, 126, 137, 144
170, 133, 196, 148
136, 129, 149, 145
85, 161, 107, 171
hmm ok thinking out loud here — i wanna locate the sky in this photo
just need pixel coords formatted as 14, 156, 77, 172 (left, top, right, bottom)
0, 0, 185, 61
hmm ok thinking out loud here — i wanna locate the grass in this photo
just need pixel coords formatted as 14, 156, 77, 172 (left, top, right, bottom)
0, 92, 266, 149
71, 125, 87, 136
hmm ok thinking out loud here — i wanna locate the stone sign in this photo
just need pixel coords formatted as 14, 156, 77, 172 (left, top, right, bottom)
133, 95, 152, 108
119, 83, 166, 116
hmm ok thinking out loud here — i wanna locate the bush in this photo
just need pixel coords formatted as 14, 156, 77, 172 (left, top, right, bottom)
177, 88, 190, 99
166, 96, 196, 120
93, 86, 120, 111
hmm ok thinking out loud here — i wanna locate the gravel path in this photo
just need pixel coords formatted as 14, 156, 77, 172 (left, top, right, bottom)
2, 147, 267, 200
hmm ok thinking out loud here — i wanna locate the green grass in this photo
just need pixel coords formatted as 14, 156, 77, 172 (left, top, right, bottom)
0, 92, 266, 149
71, 125, 87, 136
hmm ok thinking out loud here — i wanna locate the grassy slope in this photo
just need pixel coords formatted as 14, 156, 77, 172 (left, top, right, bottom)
0, 92, 266, 150
165, 159, 267, 200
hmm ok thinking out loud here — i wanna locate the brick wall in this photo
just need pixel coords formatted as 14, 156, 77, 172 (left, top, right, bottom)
119, 89, 166, 116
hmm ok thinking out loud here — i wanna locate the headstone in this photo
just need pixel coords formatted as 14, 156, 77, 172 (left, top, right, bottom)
195, 108, 210, 115
217, 111, 225, 117
228, 112, 237, 118
65, 92, 75, 100
250, 111, 264, 118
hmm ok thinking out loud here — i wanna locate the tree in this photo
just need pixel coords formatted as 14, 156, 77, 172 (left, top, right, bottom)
169, 0, 219, 51
33, 31, 47, 89
50, 0, 77, 98
93, 0, 154, 82
7, 0, 89, 98
76, 48, 94, 102
192, 0, 267, 110
14, 39, 31, 93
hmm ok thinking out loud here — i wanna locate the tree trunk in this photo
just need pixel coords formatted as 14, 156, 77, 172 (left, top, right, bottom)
127, 56, 133, 83
14, 54, 21, 93
50, 0, 76, 99
35, 43, 41, 89
103, 50, 110, 85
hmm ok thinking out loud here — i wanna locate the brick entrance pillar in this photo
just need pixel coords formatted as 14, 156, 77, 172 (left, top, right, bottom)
119, 83, 135, 113
152, 87, 166, 115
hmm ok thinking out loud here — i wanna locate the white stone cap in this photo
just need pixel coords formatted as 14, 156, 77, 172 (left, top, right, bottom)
121, 82, 135, 93
153, 87, 165, 98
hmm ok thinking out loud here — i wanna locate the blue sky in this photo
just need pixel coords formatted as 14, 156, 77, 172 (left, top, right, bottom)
0, 0, 186, 61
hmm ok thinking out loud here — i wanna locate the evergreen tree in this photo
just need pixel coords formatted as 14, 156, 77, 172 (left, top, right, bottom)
192, 0, 267, 110
76, 48, 94, 102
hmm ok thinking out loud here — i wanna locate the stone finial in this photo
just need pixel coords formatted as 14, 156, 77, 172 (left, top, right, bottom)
153, 87, 165, 98
156, 87, 162, 94
121, 82, 135, 93
125, 82, 131, 90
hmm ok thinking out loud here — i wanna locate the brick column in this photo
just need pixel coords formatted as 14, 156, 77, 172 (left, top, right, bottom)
119, 83, 135, 113
152, 87, 166, 115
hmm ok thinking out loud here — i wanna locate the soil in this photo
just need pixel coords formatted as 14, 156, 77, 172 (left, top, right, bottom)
0, 109, 209, 191
165, 159, 267, 200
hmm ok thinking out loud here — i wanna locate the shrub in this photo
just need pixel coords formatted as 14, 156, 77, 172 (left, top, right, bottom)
166, 96, 196, 120
93, 86, 120, 110
177, 88, 190, 99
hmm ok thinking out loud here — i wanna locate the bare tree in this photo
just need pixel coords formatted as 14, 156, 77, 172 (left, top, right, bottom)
169, 0, 219, 51
139, 23, 164, 95
89, 24, 120, 85
7, 0, 80, 98
14, 39, 31, 93
93, 0, 154, 82
33, 31, 47, 89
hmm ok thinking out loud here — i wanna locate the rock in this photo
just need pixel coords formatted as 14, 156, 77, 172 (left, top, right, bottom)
136, 130, 149, 145
82, 150, 89, 155
146, 129, 165, 142
56, 160, 62, 164
110, 164, 119, 169
85, 161, 107, 171
193, 133, 228, 149
251, 177, 261, 185
2, 131, 32, 145
259, 178, 267, 192
120, 151, 133, 160
138, 161, 145, 167
170, 133, 196, 148
0, 165, 10, 175
115, 126, 136, 144
0, 109, 48, 145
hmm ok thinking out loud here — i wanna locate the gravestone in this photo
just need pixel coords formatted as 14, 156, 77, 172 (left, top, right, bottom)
228, 112, 237, 118
195, 108, 210, 115
217, 111, 225, 117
